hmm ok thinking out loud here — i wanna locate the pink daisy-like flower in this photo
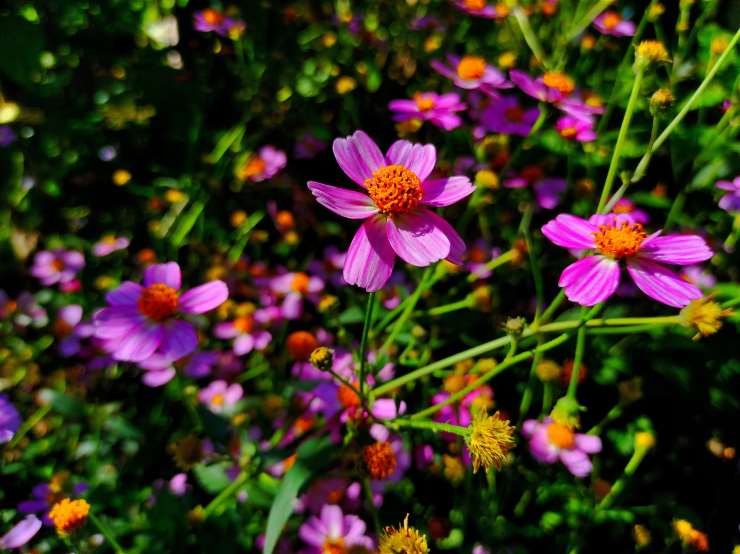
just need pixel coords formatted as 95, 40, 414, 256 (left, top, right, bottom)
593, 11, 635, 37
431, 54, 511, 96
298, 504, 373, 553
522, 418, 602, 478
54, 305, 95, 357
306, 130, 474, 292
388, 92, 466, 131
93, 262, 229, 362
214, 311, 272, 356
193, 8, 245, 38
716, 176, 740, 213
479, 95, 541, 137
452, 0, 508, 19
542, 214, 713, 307
30, 249, 85, 287
198, 380, 243, 414
555, 114, 597, 142
92, 235, 130, 257
237, 145, 287, 183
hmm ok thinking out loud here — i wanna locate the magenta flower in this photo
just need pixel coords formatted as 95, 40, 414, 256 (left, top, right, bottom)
307, 131, 474, 291
0, 394, 21, 444
388, 92, 466, 131
542, 214, 713, 307
0, 515, 41, 550
593, 11, 635, 37
510, 69, 574, 103
431, 54, 511, 96
522, 418, 601, 477
30, 249, 85, 287
214, 312, 272, 356
452, 0, 508, 19
479, 95, 540, 136
716, 176, 740, 212
193, 8, 245, 37
298, 504, 373, 553
504, 166, 566, 209
55, 305, 94, 357
198, 380, 243, 413
93, 262, 228, 362
92, 235, 130, 257
238, 145, 287, 182
555, 114, 597, 142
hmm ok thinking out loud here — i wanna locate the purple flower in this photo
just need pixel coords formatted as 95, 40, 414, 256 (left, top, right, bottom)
55, 305, 94, 357
193, 8, 245, 38
237, 145, 287, 182
270, 272, 324, 320
679, 265, 717, 289
0, 515, 42, 549
93, 262, 228, 363
593, 11, 635, 37
214, 312, 272, 356
542, 214, 713, 307
555, 115, 597, 142
168, 473, 189, 496
307, 130, 474, 292
294, 133, 327, 160
198, 380, 243, 413
299, 504, 373, 553
30, 249, 85, 287
452, 0, 508, 19
716, 176, 740, 212
0, 394, 21, 444
510, 69, 574, 103
431, 54, 511, 96
92, 235, 130, 257
388, 92, 466, 131
504, 166, 567, 209
0, 125, 16, 146
479, 95, 540, 136
522, 418, 602, 477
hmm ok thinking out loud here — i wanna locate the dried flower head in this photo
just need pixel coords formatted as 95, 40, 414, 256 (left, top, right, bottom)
379, 515, 429, 554
363, 441, 397, 480
466, 410, 516, 473
650, 88, 674, 113
680, 297, 733, 340
49, 498, 90, 536
635, 41, 670, 67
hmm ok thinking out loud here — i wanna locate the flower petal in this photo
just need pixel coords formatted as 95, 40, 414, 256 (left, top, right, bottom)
142, 368, 176, 387
178, 281, 229, 314
639, 234, 713, 265
233, 334, 255, 356
559, 449, 593, 478
306, 181, 379, 219
105, 281, 142, 306
144, 262, 182, 290
422, 176, 475, 207
542, 214, 598, 249
385, 140, 436, 181
0, 515, 42, 549
332, 130, 385, 186
387, 209, 452, 266
343, 216, 396, 292
113, 323, 163, 362
574, 434, 602, 454
558, 255, 620, 306
626, 258, 703, 307
93, 307, 142, 339
160, 321, 198, 360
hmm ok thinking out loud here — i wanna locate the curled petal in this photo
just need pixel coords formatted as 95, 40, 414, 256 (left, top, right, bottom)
626, 259, 702, 307
558, 256, 620, 306
332, 130, 385, 186
559, 449, 593, 478
307, 181, 378, 219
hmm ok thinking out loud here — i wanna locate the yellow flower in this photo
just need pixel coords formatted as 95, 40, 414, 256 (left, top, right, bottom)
442, 454, 465, 484
679, 297, 733, 340
536, 359, 561, 382
634, 431, 655, 451
378, 515, 429, 554
49, 498, 90, 536
633, 524, 651, 548
475, 169, 499, 189
635, 41, 670, 67
112, 169, 132, 186
309, 346, 333, 372
466, 410, 515, 473
336, 76, 357, 94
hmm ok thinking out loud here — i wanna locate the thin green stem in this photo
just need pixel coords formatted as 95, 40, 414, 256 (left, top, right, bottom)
203, 471, 249, 519
588, 403, 623, 435
537, 290, 567, 327
511, 6, 550, 69
8, 403, 51, 448
566, 322, 587, 400
596, 445, 651, 510
518, 341, 544, 424
358, 292, 376, 394
566, 0, 616, 42
389, 418, 467, 436
380, 267, 432, 354
424, 297, 473, 317
466, 249, 517, 283
88, 511, 127, 554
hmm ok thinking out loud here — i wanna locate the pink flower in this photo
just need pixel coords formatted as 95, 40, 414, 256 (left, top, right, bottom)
388, 92, 466, 131
193, 9, 244, 37
555, 115, 597, 142
298, 504, 373, 553
30, 249, 85, 287
92, 235, 130, 257
716, 176, 740, 212
511, 71, 603, 120
522, 418, 602, 478
479, 95, 541, 137
452, 0, 508, 19
0, 515, 41, 549
593, 11, 635, 37
214, 312, 272, 356
610, 198, 649, 224
198, 380, 243, 413
307, 130, 474, 292
542, 214, 713, 307
93, 262, 229, 362
238, 145, 287, 182
431, 55, 511, 96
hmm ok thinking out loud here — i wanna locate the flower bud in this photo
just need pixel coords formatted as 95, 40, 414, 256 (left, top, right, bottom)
649, 88, 674, 114
309, 346, 334, 372
635, 40, 670, 69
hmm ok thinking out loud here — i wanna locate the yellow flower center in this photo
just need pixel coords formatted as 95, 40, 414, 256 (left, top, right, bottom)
52, 259, 65, 271
137, 283, 179, 321
456, 56, 486, 80
49, 498, 90, 536
414, 93, 436, 112
602, 11, 622, 29
543, 71, 575, 94
593, 221, 647, 259
505, 106, 525, 122
211, 393, 225, 407
366, 165, 423, 215
546, 422, 575, 449
291, 272, 311, 293
241, 156, 266, 180
464, 0, 487, 10
322, 538, 346, 554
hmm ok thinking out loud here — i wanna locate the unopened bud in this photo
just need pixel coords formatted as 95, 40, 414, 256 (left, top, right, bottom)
650, 88, 674, 114
309, 347, 334, 372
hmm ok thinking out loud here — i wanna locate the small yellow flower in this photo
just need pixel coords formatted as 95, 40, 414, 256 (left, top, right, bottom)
309, 346, 334, 372
231, 210, 248, 227
711, 36, 729, 55
49, 498, 90, 536
466, 410, 515, 473
650, 88, 674, 112
635, 41, 670, 67
321, 32, 337, 48
634, 431, 655, 451
336, 76, 357, 94
679, 297, 733, 340
165, 189, 187, 203
442, 454, 466, 484
475, 169, 499, 189
648, 2, 665, 19
498, 51, 517, 69
378, 515, 429, 554
633, 524, 651, 548
112, 169, 132, 186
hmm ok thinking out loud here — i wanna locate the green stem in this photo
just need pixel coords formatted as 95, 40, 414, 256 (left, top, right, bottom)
518, 341, 544, 424
389, 418, 467, 436
8, 403, 51, 448
537, 290, 567, 327
566, 0, 616, 42
511, 6, 550, 69
466, 248, 517, 283
202, 471, 249, 519
424, 297, 473, 317
358, 292, 376, 394
88, 511, 127, 554
566, 323, 587, 400
363, 477, 381, 532
596, 446, 650, 510
588, 403, 623, 435
380, 267, 432, 354
597, 64, 645, 213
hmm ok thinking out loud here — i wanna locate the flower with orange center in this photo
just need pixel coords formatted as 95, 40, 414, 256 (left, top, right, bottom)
275, 210, 295, 231
456, 56, 486, 80
240, 156, 266, 180
413, 93, 436, 112
543, 71, 575, 94
546, 422, 575, 449
137, 283, 179, 321
601, 11, 622, 29
337, 382, 361, 409
202, 8, 225, 26
49, 498, 90, 536
464, 0, 486, 9
363, 441, 397, 480
233, 315, 254, 334
505, 105, 526, 122
291, 272, 311, 294
559, 126, 578, 139
322, 537, 346, 554
593, 222, 647, 259
286, 331, 319, 360
210, 393, 225, 407
366, 165, 423, 215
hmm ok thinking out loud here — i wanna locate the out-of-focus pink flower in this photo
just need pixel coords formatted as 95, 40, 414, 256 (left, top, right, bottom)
389, 92, 466, 130
237, 146, 287, 182
92, 235, 130, 257
432, 54, 511, 96
54, 305, 95, 357
0, 515, 42, 549
555, 115, 597, 142
193, 8, 245, 38
522, 418, 602, 477
452, 0, 508, 19
30, 249, 85, 287
0, 394, 21, 444
593, 11, 635, 37
716, 176, 740, 212
479, 95, 540, 137
298, 504, 373, 553
198, 380, 243, 413
214, 311, 272, 356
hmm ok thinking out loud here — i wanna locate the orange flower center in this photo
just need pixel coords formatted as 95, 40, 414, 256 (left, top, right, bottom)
602, 11, 622, 29
52, 259, 65, 271
49, 498, 90, 536
202, 9, 225, 25
275, 210, 295, 229
456, 55, 487, 80
102, 235, 118, 245
593, 222, 647, 259
464, 0, 487, 10
211, 393, 225, 407
337, 382, 361, 409
546, 422, 575, 449
137, 284, 179, 321
363, 441, 397, 480
543, 71, 575, 94
559, 126, 578, 138
53, 319, 74, 337
414, 93, 436, 112
291, 272, 311, 293
495, 3, 510, 16
241, 156, 266, 179
322, 538, 346, 554
366, 165, 423, 215
505, 106, 525, 122
234, 315, 254, 333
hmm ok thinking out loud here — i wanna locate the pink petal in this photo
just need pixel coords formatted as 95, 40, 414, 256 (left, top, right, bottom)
106, 281, 143, 306
0, 515, 42, 549
558, 255, 620, 306
422, 176, 475, 207
542, 214, 598, 249
113, 323, 164, 362
343, 216, 396, 292
178, 281, 229, 314
160, 321, 198, 360
93, 307, 142, 339
142, 368, 176, 387
559, 449, 593, 478
386, 209, 452, 266
626, 259, 703, 307
385, 140, 436, 181
574, 434, 602, 454
332, 130, 385, 186
233, 334, 255, 355
422, 208, 466, 264
144, 262, 182, 290
639, 234, 713, 265
306, 181, 378, 219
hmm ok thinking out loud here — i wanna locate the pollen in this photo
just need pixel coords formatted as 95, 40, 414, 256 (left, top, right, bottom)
322, 538, 346, 554
593, 221, 647, 258
543, 71, 575, 94
602, 11, 622, 29
414, 93, 436, 112
49, 498, 90, 536
379, 515, 429, 554
456, 55, 487, 80
363, 441, 397, 480
546, 421, 575, 449
466, 410, 516, 473
137, 283, 179, 321
366, 165, 423, 215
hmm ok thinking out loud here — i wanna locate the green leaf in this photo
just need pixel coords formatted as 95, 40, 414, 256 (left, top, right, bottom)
193, 462, 233, 494
170, 200, 205, 247
39, 389, 86, 417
